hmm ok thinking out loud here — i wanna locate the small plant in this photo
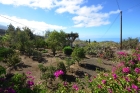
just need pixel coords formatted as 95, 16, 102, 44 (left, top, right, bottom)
42, 49, 48, 53
57, 61, 66, 74
6, 53, 21, 67
63, 46, 73, 55
0, 65, 6, 77
71, 47, 85, 65
0, 47, 14, 61
11, 73, 26, 85
65, 58, 75, 69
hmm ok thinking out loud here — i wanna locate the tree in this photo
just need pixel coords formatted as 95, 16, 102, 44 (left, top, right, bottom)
23, 27, 34, 40
46, 30, 66, 56
6, 24, 15, 33
44, 30, 51, 39
71, 47, 85, 65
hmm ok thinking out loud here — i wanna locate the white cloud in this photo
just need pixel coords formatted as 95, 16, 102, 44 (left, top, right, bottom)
0, 0, 55, 9
54, 1, 120, 27
0, 15, 66, 35
55, 0, 84, 14
0, 0, 120, 27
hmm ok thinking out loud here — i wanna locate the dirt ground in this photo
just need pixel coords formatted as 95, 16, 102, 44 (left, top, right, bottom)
0, 53, 117, 84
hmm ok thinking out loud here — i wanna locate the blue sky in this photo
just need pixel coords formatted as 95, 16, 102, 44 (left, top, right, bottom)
0, 0, 140, 42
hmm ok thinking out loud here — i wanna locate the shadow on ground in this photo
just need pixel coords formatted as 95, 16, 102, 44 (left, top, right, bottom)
62, 74, 76, 82
79, 63, 106, 72
13, 62, 32, 70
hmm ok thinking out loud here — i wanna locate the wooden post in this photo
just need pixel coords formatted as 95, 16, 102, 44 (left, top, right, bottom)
120, 11, 122, 50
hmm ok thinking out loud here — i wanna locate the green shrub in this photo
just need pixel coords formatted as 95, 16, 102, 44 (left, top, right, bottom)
11, 73, 26, 85
63, 46, 73, 55
0, 47, 14, 58
42, 49, 48, 53
0, 65, 6, 77
71, 47, 85, 64
122, 37, 139, 49
57, 61, 66, 74
32, 50, 42, 58
7, 53, 21, 67
65, 58, 75, 69
38, 64, 56, 80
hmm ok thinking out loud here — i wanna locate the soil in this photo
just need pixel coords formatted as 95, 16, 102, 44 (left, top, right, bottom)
0, 50, 118, 84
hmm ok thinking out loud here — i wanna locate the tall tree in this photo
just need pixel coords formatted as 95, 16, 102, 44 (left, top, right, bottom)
23, 27, 34, 40
46, 30, 66, 56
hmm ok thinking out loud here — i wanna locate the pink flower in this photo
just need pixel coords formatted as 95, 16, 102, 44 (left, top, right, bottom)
131, 84, 139, 90
129, 60, 135, 65
89, 79, 92, 82
108, 88, 113, 93
63, 81, 68, 86
122, 67, 130, 73
112, 67, 117, 73
117, 62, 125, 67
27, 80, 34, 87
126, 86, 131, 92
72, 84, 78, 91
138, 57, 140, 61
124, 77, 130, 82
102, 80, 106, 84
112, 73, 117, 79
117, 51, 127, 56
26, 71, 31, 75
134, 68, 140, 74
103, 73, 108, 77
97, 84, 102, 89
54, 70, 64, 78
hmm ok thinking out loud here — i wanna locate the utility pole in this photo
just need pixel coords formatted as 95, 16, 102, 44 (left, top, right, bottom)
120, 11, 122, 50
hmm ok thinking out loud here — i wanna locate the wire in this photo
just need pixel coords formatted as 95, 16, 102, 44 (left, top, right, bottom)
0, 14, 27, 27
0, 14, 39, 35
100, 14, 120, 39
116, 0, 120, 10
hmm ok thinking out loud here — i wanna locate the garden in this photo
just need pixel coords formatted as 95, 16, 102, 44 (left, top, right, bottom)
0, 24, 140, 93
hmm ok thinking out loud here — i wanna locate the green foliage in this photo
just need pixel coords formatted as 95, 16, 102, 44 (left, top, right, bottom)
6, 53, 21, 67
34, 37, 47, 49
46, 30, 66, 56
57, 61, 66, 74
0, 65, 6, 77
38, 64, 56, 80
42, 49, 48, 53
0, 47, 14, 59
38, 64, 47, 73
102, 47, 115, 59
32, 50, 42, 58
11, 73, 26, 85
122, 37, 139, 49
63, 46, 73, 55
65, 58, 75, 69
71, 47, 85, 64
84, 42, 100, 55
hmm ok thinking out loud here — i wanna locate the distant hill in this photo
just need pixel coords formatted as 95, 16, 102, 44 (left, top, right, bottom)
0, 29, 6, 35
0, 24, 7, 36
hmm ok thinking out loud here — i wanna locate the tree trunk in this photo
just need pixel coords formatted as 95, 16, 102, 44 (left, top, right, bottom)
52, 49, 56, 56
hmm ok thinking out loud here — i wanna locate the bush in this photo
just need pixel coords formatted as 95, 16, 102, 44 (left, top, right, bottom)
0, 47, 14, 58
63, 46, 73, 55
57, 61, 66, 74
0, 65, 6, 77
7, 53, 21, 67
71, 47, 85, 64
38, 64, 56, 80
65, 58, 75, 69
122, 37, 139, 49
42, 49, 48, 53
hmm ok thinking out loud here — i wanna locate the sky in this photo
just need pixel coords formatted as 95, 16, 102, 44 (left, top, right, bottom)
0, 0, 140, 42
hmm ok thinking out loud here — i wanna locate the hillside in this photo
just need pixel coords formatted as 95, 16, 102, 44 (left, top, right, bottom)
0, 29, 5, 35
